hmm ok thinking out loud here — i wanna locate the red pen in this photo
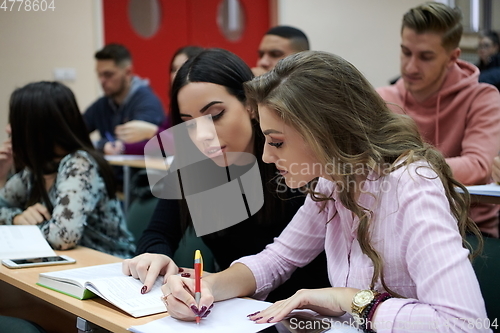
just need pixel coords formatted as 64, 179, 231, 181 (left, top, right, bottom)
194, 250, 203, 324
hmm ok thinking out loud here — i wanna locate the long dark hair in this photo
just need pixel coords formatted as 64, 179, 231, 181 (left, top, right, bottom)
9, 81, 117, 211
170, 48, 284, 233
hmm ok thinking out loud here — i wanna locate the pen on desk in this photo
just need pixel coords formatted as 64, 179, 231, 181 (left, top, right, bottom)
194, 249, 203, 324
105, 131, 115, 147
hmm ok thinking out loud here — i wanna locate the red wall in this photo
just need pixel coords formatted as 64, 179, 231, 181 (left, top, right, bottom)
103, 0, 270, 113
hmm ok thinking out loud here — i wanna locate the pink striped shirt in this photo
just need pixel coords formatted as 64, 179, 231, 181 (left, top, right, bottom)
235, 162, 490, 332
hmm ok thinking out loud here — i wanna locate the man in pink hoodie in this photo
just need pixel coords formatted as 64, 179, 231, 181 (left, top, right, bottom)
377, 2, 500, 238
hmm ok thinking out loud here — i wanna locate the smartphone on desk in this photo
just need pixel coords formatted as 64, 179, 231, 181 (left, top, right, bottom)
2, 255, 76, 269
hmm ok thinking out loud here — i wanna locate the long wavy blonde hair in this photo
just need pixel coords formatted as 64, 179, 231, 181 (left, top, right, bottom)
244, 51, 482, 296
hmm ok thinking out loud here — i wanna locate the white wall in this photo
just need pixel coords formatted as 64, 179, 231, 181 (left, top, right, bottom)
277, 0, 424, 88
0, 0, 103, 142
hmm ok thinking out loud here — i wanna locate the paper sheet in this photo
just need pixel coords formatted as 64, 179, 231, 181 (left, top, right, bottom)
0, 225, 56, 259
128, 298, 276, 333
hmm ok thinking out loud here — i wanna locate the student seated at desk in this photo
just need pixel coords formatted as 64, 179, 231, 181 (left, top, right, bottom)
104, 46, 204, 156
122, 48, 330, 302
0, 81, 135, 258
162, 51, 489, 332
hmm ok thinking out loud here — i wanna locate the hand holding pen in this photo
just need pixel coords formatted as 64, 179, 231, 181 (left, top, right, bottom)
103, 131, 124, 155
105, 131, 115, 147
160, 249, 214, 322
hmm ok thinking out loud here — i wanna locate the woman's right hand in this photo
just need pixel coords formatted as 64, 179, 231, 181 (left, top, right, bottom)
122, 253, 180, 293
13, 203, 51, 225
161, 274, 215, 321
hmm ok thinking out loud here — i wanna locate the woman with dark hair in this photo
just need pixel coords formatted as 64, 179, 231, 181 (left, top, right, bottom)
122, 48, 329, 302
0, 81, 134, 258
105, 46, 205, 156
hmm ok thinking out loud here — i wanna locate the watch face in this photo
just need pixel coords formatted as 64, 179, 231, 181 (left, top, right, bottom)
353, 290, 375, 306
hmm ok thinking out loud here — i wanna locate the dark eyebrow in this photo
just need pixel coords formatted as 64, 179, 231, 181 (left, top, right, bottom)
400, 45, 435, 56
263, 129, 283, 135
179, 101, 223, 118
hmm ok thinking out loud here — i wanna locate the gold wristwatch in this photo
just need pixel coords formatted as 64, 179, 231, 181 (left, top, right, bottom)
351, 289, 379, 325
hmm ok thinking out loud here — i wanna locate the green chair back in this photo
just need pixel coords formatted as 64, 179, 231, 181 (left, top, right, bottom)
126, 197, 159, 246
467, 235, 500, 332
173, 227, 215, 273
126, 197, 215, 272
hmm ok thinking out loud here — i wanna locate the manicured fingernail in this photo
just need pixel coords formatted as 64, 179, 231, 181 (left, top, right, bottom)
247, 311, 260, 317
201, 310, 211, 318
253, 317, 263, 321
181, 272, 191, 278
208, 304, 214, 310
198, 306, 207, 317
267, 317, 274, 323
178, 268, 184, 272
141, 286, 147, 294
190, 305, 200, 315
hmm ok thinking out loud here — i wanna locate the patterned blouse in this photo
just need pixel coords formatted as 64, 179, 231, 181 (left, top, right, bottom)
0, 150, 135, 258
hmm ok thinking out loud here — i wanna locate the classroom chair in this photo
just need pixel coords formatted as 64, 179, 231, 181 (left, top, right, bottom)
126, 197, 159, 246
467, 235, 500, 332
173, 226, 215, 273
0, 316, 47, 333
126, 196, 216, 272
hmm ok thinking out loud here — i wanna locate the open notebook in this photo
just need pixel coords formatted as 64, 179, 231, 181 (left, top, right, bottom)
37, 262, 165, 317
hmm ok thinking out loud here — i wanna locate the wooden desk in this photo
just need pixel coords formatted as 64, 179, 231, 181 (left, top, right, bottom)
0, 247, 167, 333
105, 155, 170, 171
470, 194, 500, 205
461, 184, 500, 205
105, 155, 170, 214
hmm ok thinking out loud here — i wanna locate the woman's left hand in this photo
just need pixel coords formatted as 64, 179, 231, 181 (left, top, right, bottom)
248, 288, 353, 324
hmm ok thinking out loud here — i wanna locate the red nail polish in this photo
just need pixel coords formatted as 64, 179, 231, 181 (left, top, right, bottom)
141, 286, 147, 294
178, 268, 184, 272
201, 310, 211, 318
267, 317, 274, 323
253, 317, 263, 321
181, 272, 191, 278
199, 305, 207, 317
190, 305, 200, 315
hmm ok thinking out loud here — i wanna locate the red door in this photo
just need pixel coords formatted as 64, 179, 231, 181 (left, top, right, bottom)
103, 0, 271, 113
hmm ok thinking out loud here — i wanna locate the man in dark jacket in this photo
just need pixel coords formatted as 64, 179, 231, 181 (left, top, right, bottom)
84, 43, 164, 153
